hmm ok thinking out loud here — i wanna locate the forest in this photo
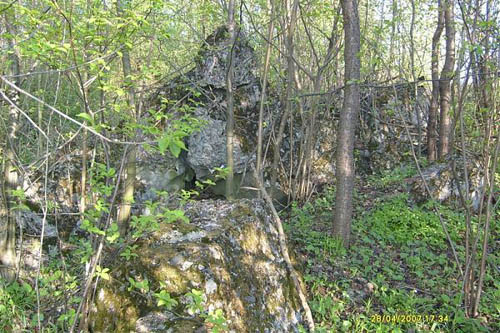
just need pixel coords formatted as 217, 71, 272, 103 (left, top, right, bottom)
0, 0, 498, 332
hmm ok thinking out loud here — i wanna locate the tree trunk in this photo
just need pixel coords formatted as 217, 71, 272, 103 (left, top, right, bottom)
270, 0, 299, 198
0, 12, 21, 281
256, 0, 274, 194
409, 0, 422, 158
225, 0, 236, 200
334, 0, 361, 246
438, 0, 455, 159
428, 0, 444, 162
116, 0, 138, 236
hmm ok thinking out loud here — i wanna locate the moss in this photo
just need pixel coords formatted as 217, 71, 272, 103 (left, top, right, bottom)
152, 221, 199, 240
90, 283, 139, 332
175, 222, 199, 235
228, 201, 253, 218
153, 265, 193, 294
92, 200, 302, 332
239, 224, 260, 253
168, 319, 205, 332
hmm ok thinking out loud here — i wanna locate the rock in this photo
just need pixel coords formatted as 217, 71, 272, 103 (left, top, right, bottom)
21, 211, 57, 238
150, 26, 261, 184
407, 158, 484, 210
18, 238, 49, 271
135, 312, 174, 332
136, 158, 194, 201
357, 82, 431, 173
194, 26, 258, 89
90, 199, 303, 332
187, 110, 251, 179
21, 157, 82, 238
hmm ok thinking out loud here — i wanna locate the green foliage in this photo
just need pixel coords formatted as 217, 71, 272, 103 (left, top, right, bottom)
129, 201, 188, 238
0, 280, 35, 330
186, 289, 205, 314
214, 166, 231, 180
186, 289, 228, 332
128, 277, 150, 293
154, 289, 178, 309
9, 188, 30, 211
130, 214, 160, 239
94, 265, 111, 281
288, 187, 346, 265
368, 164, 417, 188
74, 238, 93, 264
205, 308, 228, 333
289, 166, 498, 332
106, 223, 120, 243
120, 244, 139, 260
0, 259, 82, 331
364, 193, 462, 247
1, 0, 496, 330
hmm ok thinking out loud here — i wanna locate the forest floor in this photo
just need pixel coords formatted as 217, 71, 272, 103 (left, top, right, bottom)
1, 162, 498, 332
285, 163, 499, 333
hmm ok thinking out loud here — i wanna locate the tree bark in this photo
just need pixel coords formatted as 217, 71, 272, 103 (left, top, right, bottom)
225, 0, 236, 200
438, 0, 455, 159
270, 0, 299, 198
334, 0, 360, 246
428, 0, 444, 162
0, 12, 21, 282
409, 0, 422, 158
116, 0, 138, 236
256, 0, 274, 195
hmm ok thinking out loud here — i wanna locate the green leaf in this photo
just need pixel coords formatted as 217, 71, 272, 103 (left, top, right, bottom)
161, 209, 189, 223
154, 290, 178, 309
106, 227, 120, 243
77, 113, 93, 123
174, 138, 186, 150
169, 142, 181, 157
158, 135, 170, 154
95, 266, 110, 280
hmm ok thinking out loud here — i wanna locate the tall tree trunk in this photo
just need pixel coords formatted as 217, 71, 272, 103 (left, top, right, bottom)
256, 0, 274, 193
270, 0, 299, 197
80, 0, 94, 217
438, 0, 455, 159
0, 12, 21, 281
409, 0, 422, 158
428, 0, 444, 162
116, 0, 138, 236
389, 0, 398, 78
334, 0, 361, 246
225, 0, 236, 200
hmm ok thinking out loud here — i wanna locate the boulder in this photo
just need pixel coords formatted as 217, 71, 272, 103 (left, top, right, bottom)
151, 26, 261, 182
187, 109, 250, 179
193, 26, 258, 89
135, 153, 194, 205
90, 199, 303, 332
358, 83, 430, 173
407, 158, 484, 210
21, 211, 57, 238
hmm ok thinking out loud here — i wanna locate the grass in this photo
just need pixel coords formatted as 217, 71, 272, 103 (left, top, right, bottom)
287, 166, 499, 333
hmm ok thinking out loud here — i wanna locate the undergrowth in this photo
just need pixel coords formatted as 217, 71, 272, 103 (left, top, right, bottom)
287, 165, 499, 333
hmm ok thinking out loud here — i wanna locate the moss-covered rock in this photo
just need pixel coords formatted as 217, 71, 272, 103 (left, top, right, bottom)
407, 158, 484, 210
90, 199, 302, 332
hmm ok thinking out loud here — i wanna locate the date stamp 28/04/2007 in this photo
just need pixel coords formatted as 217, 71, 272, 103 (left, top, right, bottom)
370, 314, 449, 324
